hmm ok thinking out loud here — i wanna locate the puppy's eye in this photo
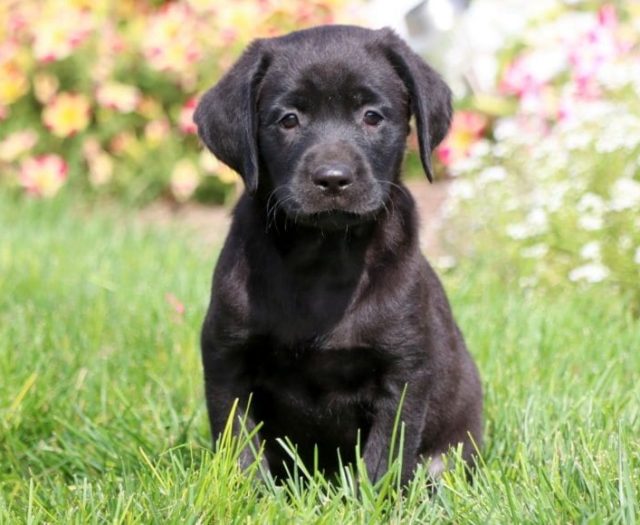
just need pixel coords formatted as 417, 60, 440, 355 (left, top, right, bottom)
363, 111, 383, 126
280, 114, 299, 129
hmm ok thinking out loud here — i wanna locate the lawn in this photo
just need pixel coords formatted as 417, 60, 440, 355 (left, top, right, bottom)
1, 194, 638, 523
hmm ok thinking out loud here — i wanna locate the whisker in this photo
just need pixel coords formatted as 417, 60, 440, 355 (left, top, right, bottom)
378, 180, 411, 200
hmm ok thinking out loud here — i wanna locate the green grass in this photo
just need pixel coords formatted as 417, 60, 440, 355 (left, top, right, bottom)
1, 194, 638, 523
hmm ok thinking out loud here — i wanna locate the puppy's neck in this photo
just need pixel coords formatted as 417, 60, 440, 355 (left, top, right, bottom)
272, 221, 370, 273
241, 184, 419, 275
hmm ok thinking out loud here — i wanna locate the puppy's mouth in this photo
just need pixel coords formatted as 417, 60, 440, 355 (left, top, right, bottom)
275, 191, 386, 230
296, 209, 380, 229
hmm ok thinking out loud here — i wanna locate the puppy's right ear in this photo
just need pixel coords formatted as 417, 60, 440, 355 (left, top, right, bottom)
194, 40, 271, 195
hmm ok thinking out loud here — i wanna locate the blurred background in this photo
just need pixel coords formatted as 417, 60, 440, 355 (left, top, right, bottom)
1, 0, 639, 301
2, 4, 639, 519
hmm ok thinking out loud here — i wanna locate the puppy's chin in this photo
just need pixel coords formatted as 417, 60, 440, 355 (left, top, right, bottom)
293, 210, 380, 230
278, 194, 385, 230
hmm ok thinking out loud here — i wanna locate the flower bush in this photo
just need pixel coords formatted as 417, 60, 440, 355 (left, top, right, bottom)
440, 2, 640, 306
0, 0, 359, 203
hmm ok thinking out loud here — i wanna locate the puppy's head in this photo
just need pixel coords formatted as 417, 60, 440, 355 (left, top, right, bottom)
195, 25, 451, 229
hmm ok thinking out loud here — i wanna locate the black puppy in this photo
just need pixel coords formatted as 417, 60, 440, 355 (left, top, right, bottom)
195, 25, 482, 484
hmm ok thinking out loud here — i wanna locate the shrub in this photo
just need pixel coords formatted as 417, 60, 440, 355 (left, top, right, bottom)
440, 2, 640, 307
0, 0, 359, 204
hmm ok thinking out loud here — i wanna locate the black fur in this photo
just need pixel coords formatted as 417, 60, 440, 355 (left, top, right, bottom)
195, 25, 482, 484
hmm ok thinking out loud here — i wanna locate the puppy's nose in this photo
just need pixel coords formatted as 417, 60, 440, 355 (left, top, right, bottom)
311, 164, 354, 192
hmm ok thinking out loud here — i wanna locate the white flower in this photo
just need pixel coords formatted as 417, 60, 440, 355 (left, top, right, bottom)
435, 255, 457, 270
540, 182, 570, 212
597, 114, 640, 152
522, 243, 548, 259
450, 157, 481, 177
578, 214, 604, 231
477, 165, 507, 185
563, 130, 592, 151
580, 241, 601, 260
96, 82, 141, 113
517, 48, 566, 85
492, 144, 509, 158
469, 139, 491, 159
576, 193, 606, 231
597, 61, 635, 91
506, 223, 530, 240
519, 276, 538, 288
566, 100, 618, 127
170, 158, 200, 202
526, 208, 548, 231
449, 180, 475, 200
568, 263, 610, 283
493, 118, 519, 141
619, 236, 633, 250
609, 178, 640, 211
525, 10, 593, 46
539, 150, 569, 173
596, 130, 632, 153
506, 208, 548, 240
0, 130, 38, 162
577, 193, 605, 213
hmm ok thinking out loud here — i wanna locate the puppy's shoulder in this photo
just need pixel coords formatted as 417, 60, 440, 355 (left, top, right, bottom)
210, 196, 257, 311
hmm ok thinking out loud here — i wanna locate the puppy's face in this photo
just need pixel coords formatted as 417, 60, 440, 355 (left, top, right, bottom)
195, 26, 452, 229
257, 52, 408, 227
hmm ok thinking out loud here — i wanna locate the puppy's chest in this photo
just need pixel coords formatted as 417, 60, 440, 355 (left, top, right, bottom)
244, 339, 393, 403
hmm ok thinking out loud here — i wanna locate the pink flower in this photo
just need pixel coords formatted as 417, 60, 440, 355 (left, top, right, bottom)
96, 82, 141, 113
567, 5, 624, 98
597, 4, 617, 29
215, 3, 265, 46
165, 293, 185, 316
82, 138, 113, 187
165, 292, 186, 323
19, 154, 68, 197
179, 98, 198, 134
145, 119, 171, 145
32, 9, 93, 63
109, 132, 137, 156
500, 50, 565, 101
87, 153, 113, 187
436, 111, 487, 167
0, 42, 29, 106
42, 92, 91, 137
170, 158, 200, 201
33, 73, 59, 104
0, 130, 38, 162
142, 4, 202, 76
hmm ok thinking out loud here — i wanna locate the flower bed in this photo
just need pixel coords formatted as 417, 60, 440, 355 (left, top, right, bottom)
0, 0, 357, 203
440, 2, 640, 305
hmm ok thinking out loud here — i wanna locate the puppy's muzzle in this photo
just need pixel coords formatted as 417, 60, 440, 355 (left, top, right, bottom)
284, 141, 383, 224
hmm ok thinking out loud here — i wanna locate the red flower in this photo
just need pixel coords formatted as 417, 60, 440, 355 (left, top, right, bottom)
436, 111, 487, 167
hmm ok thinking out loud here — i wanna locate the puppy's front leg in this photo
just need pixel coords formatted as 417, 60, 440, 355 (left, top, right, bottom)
363, 384, 426, 485
201, 345, 261, 471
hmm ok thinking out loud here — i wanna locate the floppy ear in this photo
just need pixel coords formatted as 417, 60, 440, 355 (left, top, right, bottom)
378, 29, 452, 182
194, 40, 271, 195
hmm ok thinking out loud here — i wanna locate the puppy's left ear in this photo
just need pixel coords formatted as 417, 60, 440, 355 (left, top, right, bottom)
378, 28, 452, 182
194, 40, 271, 195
